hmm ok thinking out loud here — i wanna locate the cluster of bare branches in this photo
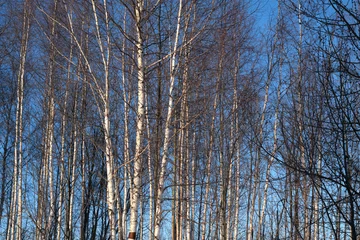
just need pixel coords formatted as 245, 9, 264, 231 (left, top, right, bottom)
0, 0, 360, 239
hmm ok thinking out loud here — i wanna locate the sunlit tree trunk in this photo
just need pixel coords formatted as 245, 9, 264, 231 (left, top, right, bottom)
146, 94, 154, 240
65, 86, 78, 240
91, 1, 117, 239
201, 83, 218, 240
56, 32, 73, 240
7, 1, 30, 239
154, 1, 183, 238
191, 132, 197, 240
257, 52, 281, 240
233, 146, 241, 240
182, 30, 191, 240
248, 54, 269, 240
219, 83, 226, 240
122, 55, 132, 240
128, 1, 146, 239
36, 1, 58, 238
297, 3, 309, 240
227, 53, 239, 240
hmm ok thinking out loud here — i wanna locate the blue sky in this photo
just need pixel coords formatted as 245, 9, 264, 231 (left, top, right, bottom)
255, 0, 278, 30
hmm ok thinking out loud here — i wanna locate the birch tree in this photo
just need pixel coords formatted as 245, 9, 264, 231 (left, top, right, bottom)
7, 0, 31, 239
128, 0, 146, 239
153, 1, 183, 238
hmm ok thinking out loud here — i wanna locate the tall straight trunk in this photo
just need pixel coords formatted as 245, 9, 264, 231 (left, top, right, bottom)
225, 155, 233, 240
145, 96, 154, 240
128, 1, 146, 239
313, 130, 323, 240
7, 1, 30, 239
177, 115, 183, 240
233, 146, 241, 240
0, 110, 11, 227
184, 122, 190, 240
80, 133, 87, 240
90, 1, 116, 239
36, 0, 58, 237
0, 95, 16, 228
153, 1, 183, 238
232, 77, 241, 240
171, 162, 177, 240
248, 61, 269, 240
115, 171, 123, 240
46, 1, 58, 235
122, 63, 131, 240
153, 5, 163, 237
57, 33, 73, 240
201, 87, 218, 240
182, 38, 191, 240
78, 17, 89, 240
176, 5, 193, 238
294, 2, 309, 239
201, 35, 225, 240
190, 132, 197, 240
121, 12, 131, 240
114, 12, 127, 240
219, 87, 226, 240
226, 53, 239, 240
65, 88, 78, 240
257, 55, 281, 239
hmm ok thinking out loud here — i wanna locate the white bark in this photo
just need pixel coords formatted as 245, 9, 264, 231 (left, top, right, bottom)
121, 12, 131, 240
201, 91, 218, 240
202, 41, 224, 240
91, 1, 116, 239
7, 1, 30, 239
145, 97, 154, 240
257, 63, 281, 240
57, 35, 72, 240
256, 32, 281, 237
128, 1, 146, 239
182, 45, 191, 240
153, 1, 183, 238
46, 1, 58, 233
226, 54, 240, 240
67, 86, 79, 239
35, 1, 57, 238
122, 86, 131, 240
233, 148, 241, 240
190, 132, 197, 240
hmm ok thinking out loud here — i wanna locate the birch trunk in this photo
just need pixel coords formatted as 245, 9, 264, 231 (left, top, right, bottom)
154, 1, 183, 238
146, 96, 154, 240
201, 88, 218, 240
46, 1, 58, 234
79, 18, 89, 240
201, 37, 225, 240
190, 132, 197, 240
233, 147, 241, 240
247, 73, 268, 240
36, 1, 57, 237
182, 37, 191, 240
91, 1, 116, 239
128, 1, 146, 239
121, 12, 131, 240
257, 57, 281, 240
7, 1, 30, 239
219, 88, 226, 240
313, 129, 323, 240
122, 70, 131, 240
57, 33, 73, 240
66, 90, 78, 240
226, 53, 240, 240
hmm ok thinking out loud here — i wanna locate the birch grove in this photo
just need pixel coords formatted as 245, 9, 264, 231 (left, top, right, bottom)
1, 0, 360, 239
